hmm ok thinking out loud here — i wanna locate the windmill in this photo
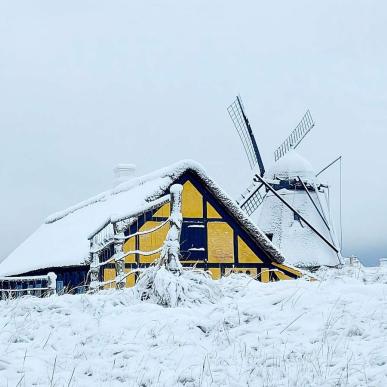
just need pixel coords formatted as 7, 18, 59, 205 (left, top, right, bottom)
227, 96, 342, 268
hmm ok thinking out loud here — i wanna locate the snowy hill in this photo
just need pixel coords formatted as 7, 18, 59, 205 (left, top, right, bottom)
1, 267, 387, 386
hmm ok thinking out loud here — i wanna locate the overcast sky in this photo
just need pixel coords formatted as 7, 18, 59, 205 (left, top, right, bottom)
1, 1, 386, 266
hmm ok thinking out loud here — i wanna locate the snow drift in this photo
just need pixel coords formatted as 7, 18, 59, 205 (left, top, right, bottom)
1, 266, 387, 386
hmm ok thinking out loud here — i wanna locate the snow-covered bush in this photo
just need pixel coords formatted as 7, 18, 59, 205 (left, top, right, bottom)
134, 265, 222, 307
132, 183, 221, 307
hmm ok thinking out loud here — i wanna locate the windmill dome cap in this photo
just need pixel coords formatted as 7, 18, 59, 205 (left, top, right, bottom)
267, 150, 315, 179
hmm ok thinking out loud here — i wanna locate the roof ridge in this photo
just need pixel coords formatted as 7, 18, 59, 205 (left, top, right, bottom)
45, 159, 205, 224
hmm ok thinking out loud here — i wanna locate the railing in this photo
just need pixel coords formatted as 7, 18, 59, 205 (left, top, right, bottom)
87, 184, 183, 291
0, 272, 57, 300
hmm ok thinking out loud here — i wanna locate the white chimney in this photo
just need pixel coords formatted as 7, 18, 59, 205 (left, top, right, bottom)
113, 163, 136, 186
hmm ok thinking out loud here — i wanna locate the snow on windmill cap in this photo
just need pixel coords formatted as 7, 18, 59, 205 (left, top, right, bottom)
267, 149, 315, 180
113, 163, 136, 186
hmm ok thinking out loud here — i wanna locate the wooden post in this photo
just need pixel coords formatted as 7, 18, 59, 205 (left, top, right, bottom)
160, 184, 183, 273
349, 255, 360, 267
113, 222, 126, 289
47, 272, 57, 296
89, 251, 101, 291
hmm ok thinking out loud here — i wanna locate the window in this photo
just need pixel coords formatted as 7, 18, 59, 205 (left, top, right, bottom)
180, 221, 206, 260
57, 280, 64, 295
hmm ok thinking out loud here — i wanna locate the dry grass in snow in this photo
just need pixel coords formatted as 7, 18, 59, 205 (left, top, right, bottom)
0, 266, 386, 386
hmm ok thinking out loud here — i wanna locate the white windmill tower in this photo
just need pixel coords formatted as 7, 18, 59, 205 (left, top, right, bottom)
227, 96, 343, 268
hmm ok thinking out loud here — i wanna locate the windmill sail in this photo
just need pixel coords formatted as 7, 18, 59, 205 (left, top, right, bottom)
227, 96, 265, 176
274, 110, 314, 162
238, 181, 265, 216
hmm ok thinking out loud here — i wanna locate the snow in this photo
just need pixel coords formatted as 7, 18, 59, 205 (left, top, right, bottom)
256, 150, 342, 267
113, 163, 136, 187
256, 189, 342, 267
0, 159, 284, 277
135, 266, 221, 307
1, 266, 387, 386
0, 161, 195, 276
266, 149, 315, 180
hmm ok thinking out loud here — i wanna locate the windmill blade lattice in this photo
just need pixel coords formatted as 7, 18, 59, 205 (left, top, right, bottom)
227, 98, 256, 169
237, 181, 265, 216
274, 110, 315, 162
227, 96, 265, 176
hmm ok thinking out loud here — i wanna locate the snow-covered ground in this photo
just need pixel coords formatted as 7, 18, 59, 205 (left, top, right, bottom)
1, 266, 387, 386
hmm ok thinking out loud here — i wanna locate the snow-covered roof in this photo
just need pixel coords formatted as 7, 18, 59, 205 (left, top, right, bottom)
267, 150, 315, 180
0, 160, 285, 276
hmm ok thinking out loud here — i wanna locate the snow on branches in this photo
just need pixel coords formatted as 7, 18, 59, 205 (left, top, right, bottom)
134, 184, 221, 307
134, 266, 222, 308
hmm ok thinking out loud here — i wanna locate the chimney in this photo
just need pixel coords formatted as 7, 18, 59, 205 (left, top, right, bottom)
113, 164, 136, 186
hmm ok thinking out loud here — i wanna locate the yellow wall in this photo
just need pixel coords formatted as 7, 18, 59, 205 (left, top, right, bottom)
207, 222, 234, 263
153, 202, 170, 218
124, 269, 136, 287
260, 268, 270, 283
208, 267, 221, 280
181, 180, 203, 218
138, 221, 169, 263
123, 236, 136, 263
224, 267, 257, 278
272, 262, 302, 277
103, 268, 136, 288
103, 268, 116, 289
206, 203, 222, 219
237, 236, 263, 264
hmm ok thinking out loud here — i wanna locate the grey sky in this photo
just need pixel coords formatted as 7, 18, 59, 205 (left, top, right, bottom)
1, 1, 386, 266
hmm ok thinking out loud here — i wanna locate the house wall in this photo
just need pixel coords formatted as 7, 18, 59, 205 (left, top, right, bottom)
11, 265, 89, 294
103, 172, 301, 286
